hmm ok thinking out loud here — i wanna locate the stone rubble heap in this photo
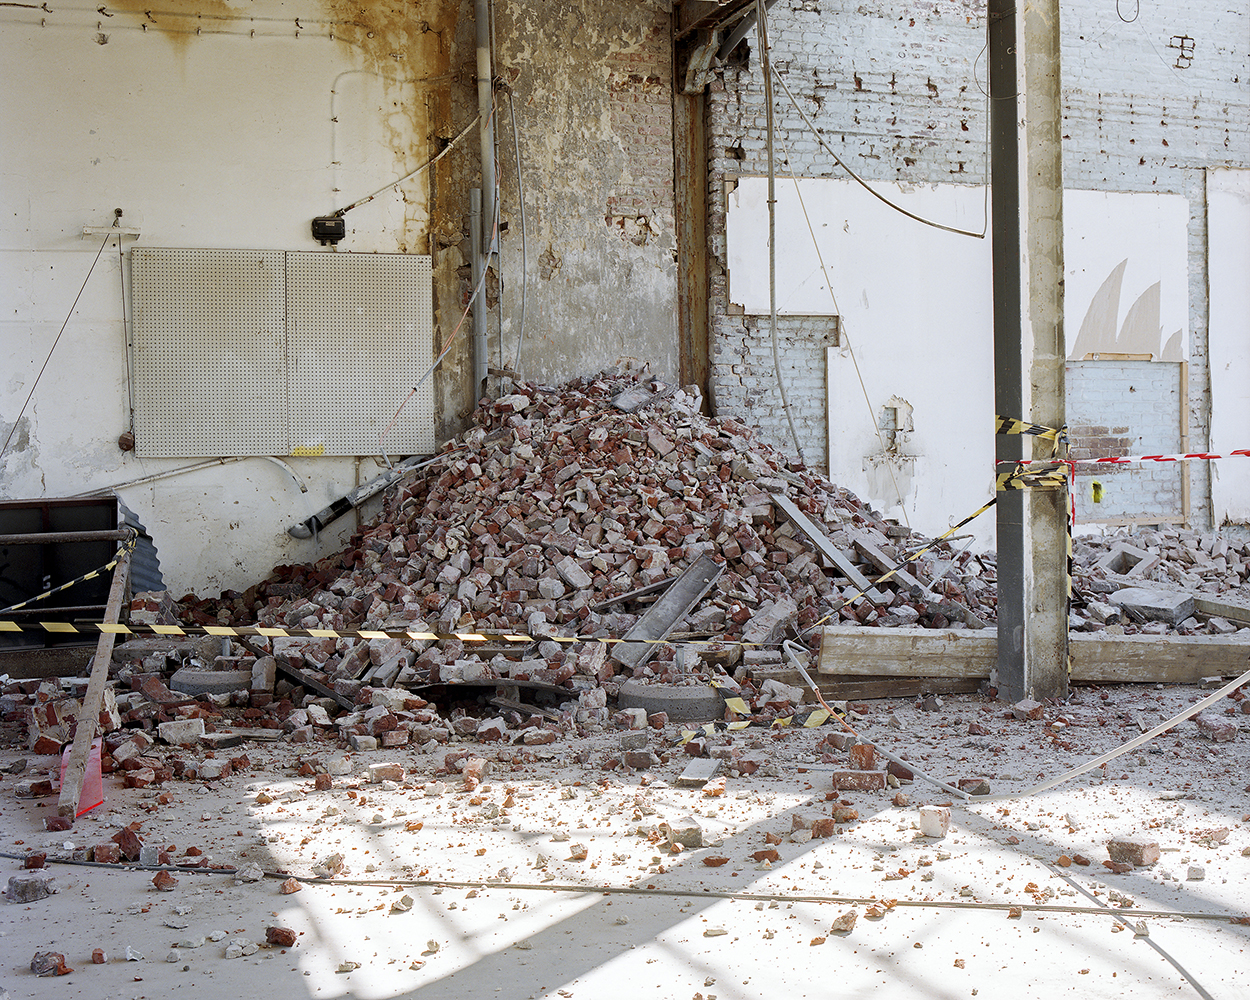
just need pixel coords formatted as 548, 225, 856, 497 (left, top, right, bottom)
176, 368, 997, 689
7, 370, 1249, 787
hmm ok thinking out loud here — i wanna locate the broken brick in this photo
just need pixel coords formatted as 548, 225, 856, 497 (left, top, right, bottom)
1106, 839, 1160, 867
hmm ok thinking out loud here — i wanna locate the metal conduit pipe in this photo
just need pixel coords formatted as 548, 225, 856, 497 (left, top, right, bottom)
68, 456, 306, 499
474, 0, 495, 400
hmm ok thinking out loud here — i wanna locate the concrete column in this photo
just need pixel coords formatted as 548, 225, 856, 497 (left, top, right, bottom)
990, 0, 1069, 701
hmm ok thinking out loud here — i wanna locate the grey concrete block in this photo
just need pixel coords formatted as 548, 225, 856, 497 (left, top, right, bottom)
1110, 588, 1195, 626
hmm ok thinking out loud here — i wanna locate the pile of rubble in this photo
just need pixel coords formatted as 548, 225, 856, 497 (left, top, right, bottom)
1072, 528, 1250, 634
9, 370, 1249, 791
174, 368, 996, 685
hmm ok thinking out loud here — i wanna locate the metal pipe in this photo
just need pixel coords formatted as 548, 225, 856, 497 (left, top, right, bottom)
471, 188, 487, 401
476, 0, 496, 244
475, 0, 495, 401
69, 455, 306, 499
0, 530, 133, 545
756, 0, 804, 463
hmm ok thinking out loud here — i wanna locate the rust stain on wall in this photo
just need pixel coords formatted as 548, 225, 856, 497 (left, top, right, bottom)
107, 0, 246, 53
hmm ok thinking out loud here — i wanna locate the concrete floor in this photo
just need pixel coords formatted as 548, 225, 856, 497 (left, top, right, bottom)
1, 684, 1247, 1000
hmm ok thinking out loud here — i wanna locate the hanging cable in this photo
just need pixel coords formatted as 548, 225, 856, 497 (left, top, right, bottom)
378, 198, 500, 467
774, 138, 911, 526
1, 231, 112, 463
508, 87, 528, 372
772, 68, 987, 240
756, 0, 805, 464
333, 113, 482, 218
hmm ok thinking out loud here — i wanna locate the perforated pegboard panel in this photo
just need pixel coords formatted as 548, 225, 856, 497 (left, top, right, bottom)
131, 248, 288, 457
286, 252, 434, 457
129, 249, 435, 459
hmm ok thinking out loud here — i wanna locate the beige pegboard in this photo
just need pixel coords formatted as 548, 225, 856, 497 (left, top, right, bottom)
286, 252, 434, 457
131, 248, 288, 458
130, 249, 433, 458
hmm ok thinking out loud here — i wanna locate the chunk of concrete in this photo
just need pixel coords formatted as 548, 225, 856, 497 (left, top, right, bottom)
169, 667, 252, 697
157, 718, 205, 746
1109, 588, 1195, 626
919, 805, 950, 838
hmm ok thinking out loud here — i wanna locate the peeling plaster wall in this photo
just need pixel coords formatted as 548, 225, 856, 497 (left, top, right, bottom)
487, 0, 679, 387
0, 0, 462, 596
1, 0, 684, 596
708, 0, 1250, 533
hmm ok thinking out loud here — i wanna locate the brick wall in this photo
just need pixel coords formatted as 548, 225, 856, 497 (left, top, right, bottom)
606, 25, 676, 246
1066, 360, 1185, 523
711, 312, 837, 469
706, 0, 1249, 525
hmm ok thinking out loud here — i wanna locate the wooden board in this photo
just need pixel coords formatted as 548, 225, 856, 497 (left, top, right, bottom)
770, 493, 887, 604
1069, 632, 1250, 683
489, 696, 562, 722
818, 625, 1250, 684
818, 626, 996, 678
609, 553, 724, 671
591, 576, 675, 612
274, 659, 355, 710
58, 550, 130, 819
748, 666, 980, 701
849, 528, 930, 595
0, 645, 95, 679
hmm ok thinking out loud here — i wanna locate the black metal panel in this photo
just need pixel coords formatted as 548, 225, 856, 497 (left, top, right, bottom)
0, 496, 119, 649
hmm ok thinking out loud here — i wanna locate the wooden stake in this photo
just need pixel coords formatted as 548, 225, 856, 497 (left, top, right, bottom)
58, 548, 130, 819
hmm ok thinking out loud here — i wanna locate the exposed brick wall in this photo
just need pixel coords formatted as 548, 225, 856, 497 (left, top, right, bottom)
606, 26, 676, 245
710, 312, 837, 470
1066, 360, 1185, 523
706, 0, 1248, 525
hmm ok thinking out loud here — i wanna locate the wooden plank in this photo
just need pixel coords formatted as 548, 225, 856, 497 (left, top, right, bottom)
770, 493, 887, 604
0, 645, 94, 679
610, 553, 724, 671
818, 626, 995, 678
1069, 632, 1250, 683
750, 666, 980, 700
58, 549, 130, 819
489, 696, 562, 722
849, 528, 930, 595
818, 625, 1250, 684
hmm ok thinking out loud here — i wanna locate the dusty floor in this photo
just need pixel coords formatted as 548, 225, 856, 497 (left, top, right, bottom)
1, 683, 1247, 1000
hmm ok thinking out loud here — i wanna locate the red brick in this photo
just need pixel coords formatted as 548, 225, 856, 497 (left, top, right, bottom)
832, 770, 885, 791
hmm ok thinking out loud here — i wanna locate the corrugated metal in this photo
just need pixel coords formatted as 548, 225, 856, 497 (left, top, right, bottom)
117, 499, 165, 595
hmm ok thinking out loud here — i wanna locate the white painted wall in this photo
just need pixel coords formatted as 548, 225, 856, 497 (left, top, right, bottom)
1062, 191, 1190, 361
1208, 168, 1250, 526
1, 6, 430, 595
726, 177, 997, 544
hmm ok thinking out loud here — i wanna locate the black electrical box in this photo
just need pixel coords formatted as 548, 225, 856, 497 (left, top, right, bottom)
311, 215, 346, 246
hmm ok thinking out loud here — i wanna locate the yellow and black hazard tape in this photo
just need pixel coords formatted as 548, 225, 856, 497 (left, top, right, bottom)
0, 533, 137, 616
0, 617, 771, 650
995, 462, 1069, 492
996, 415, 1069, 458
995, 415, 1062, 440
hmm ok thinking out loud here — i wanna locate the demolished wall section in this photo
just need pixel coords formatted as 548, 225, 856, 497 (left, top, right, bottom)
706, 0, 1249, 530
